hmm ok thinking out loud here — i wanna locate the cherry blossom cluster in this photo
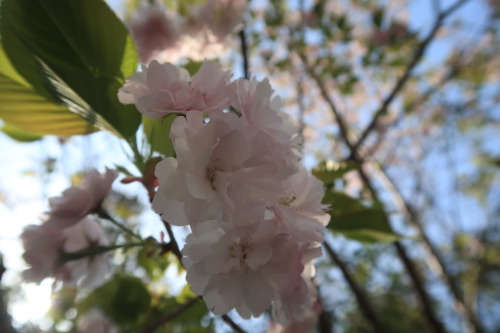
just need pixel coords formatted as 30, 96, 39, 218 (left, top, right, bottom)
128, 0, 247, 64
119, 60, 330, 324
20, 169, 116, 287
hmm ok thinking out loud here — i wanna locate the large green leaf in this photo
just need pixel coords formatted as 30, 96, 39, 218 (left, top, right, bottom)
0, 0, 141, 138
1, 123, 42, 142
0, 44, 97, 137
324, 190, 400, 243
143, 115, 176, 157
0, 73, 95, 136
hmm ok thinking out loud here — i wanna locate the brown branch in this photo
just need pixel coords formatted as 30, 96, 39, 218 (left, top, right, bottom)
324, 242, 384, 333
393, 241, 447, 333
301, 49, 448, 332
297, 52, 358, 157
222, 314, 247, 333
239, 27, 250, 80
372, 165, 485, 333
162, 220, 183, 261
357, 167, 449, 333
137, 297, 200, 333
367, 63, 462, 156
349, 0, 471, 158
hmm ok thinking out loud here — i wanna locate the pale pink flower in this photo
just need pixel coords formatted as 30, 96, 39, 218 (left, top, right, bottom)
62, 216, 110, 287
46, 169, 117, 229
21, 217, 110, 288
152, 111, 290, 230
183, 220, 306, 319
272, 255, 321, 325
268, 300, 321, 333
128, 2, 180, 64
21, 223, 64, 284
274, 165, 330, 243
184, 0, 247, 41
118, 60, 232, 119
229, 77, 302, 174
77, 309, 119, 333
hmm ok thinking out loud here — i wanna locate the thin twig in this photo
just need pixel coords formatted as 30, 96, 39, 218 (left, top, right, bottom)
239, 27, 250, 80
349, 0, 471, 158
298, 51, 357, 156
162, 220, 182, 261
372, 164, 485, 333
222, 314, 247, 333
324, 242, 384, 333
97, 207, 143, 242
393, 241, 447, 333
137, 297, 200, 333
300, 49, 448, 331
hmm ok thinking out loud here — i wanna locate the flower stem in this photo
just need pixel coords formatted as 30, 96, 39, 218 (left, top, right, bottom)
60, 243, 145, 262
97, 207, 143, 243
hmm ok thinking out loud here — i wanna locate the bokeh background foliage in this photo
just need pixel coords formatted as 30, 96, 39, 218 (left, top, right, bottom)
0, 0, 498, 332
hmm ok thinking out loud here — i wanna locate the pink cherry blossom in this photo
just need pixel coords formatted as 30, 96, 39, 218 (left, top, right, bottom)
184, 0, 247, 41
46, 169, 117, 229
274, 165, 331, 243
128, 2, 180, 64
21, 217, 110, 287
152, 111, 292, 231
21, 223, 65, 284
118, 60, 232, 119
183, 220, 307, 319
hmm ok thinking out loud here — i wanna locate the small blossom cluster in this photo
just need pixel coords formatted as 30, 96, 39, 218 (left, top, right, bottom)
20, 169, 116, 288
128, 0, 247, 64
120, 60, 330, 324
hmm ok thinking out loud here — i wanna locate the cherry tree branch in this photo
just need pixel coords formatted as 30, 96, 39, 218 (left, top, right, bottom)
349, 0, 471, 159
371, 163, 485, 333
239, 27, 250, 80
299, 54, 449, 333
297, 51, 357, 157
324, 242, 384, 333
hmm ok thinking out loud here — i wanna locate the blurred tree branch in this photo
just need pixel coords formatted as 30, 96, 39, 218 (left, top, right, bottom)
349, 0, 471, 160
324, 241, 384, 332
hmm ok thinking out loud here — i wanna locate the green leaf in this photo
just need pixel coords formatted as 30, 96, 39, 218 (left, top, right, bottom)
0, 42, 97, 137
324, 190, 400, 243
0, 73, 96, 136
143, 115, 176, 157
183, 60, 204, 76
336, 229, 400, 243
313, 160, 359, 184
81, 274, 151, 326
0, 0, 141, 138
1, 123, 42, 142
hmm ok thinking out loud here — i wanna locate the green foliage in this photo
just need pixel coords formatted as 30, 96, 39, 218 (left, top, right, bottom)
0, 0, 141, 139
183, 60, 204, 76
0, 123, 42, 142
143, 114, 176, 157
323, 190, 399, 243
0, 44, 97, 137
312, 160, 359, 184
80, 274, 151, 328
